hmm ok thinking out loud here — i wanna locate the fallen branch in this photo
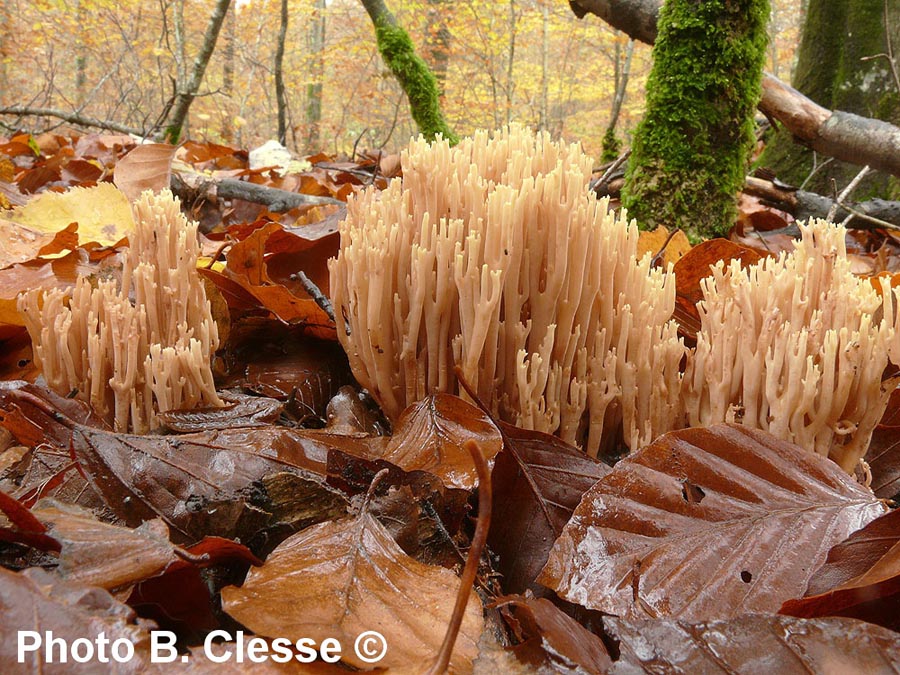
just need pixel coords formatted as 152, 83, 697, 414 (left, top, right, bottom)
171, 172, 343, 211
569, 0, 900, 179
0, 106, 144, 136
744, 176, 900, 230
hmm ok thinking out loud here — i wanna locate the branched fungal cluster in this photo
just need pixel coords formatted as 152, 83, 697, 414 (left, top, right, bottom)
19, 189, 222, 433
330, 126, 900, 473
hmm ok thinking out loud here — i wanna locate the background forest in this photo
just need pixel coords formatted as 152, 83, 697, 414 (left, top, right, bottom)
0, 0, 801, 159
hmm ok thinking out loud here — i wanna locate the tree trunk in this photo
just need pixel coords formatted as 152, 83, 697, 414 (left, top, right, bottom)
163, 0, 232, 143
275, 0, 289, 145
622, 0, 770, 239
306, 0, 327, 152
601, 32, 634, 162
221, 1, 236, 143
0, 1, 10, 94
75, 0, 87, 107
539, 0, 549, 131
424, 0, 451, 88
763, 0, 900, 198
358, 0, 457, 143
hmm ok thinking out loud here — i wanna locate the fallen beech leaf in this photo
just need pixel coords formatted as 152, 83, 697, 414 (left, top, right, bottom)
224, 222, 336, 338
114, 143, 176, 201
866, 419, 900, 501
383, 394, 502, 490
32, 500, 178, 591
71, 425, 348, 542
538, 424, 886, 621
489, 423, 609, 595
2, 182, 134, 246
605, 613, 900, 674
0, 219, 65, 268
156, 391, 284, 432
496, 595, 611, 674
0, 566, 154, 670
780, 508, 900, 630
128, 536, 262, 640
222, 510, 484, 672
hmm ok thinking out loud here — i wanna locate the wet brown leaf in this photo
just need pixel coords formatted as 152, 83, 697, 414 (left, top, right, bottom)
222, 509, 483, 672
496, 595, 611, 674
539, 424, 886, 621
780, 508, 900, 630
157, 391, 284, 433
71, 425, 347, 543
32, 500, 178, 590
489, 423, 609, 595
0, 566, 154, 672
383, 394, 502, 491
605, 613, 900, 674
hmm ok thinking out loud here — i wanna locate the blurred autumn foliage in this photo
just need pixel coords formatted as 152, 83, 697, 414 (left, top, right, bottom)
0, 0, 802, 158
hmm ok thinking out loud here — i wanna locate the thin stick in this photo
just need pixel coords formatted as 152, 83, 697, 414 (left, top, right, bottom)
827, 165, 870, 222
292, 270, 336, 323
426, 440, 491, 675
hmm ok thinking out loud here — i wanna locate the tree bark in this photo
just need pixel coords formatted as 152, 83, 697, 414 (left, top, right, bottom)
172, 173, 343, 212
163, 0, 232, 143
274, 0, 289, 145
744, 175, 900, 228
306, 0, 327, 152
622, 0, 770, 239
762, 0, 900, 197
358, 0, 457, 143
569, 0, 900, 181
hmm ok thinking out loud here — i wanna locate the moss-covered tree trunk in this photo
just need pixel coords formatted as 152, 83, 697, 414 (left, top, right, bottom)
622, 0, 769, 240
359, 0, 458, 144
763, 0, 900, 199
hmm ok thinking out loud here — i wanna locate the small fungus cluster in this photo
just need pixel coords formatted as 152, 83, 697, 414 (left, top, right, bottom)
19, 189, 221, 433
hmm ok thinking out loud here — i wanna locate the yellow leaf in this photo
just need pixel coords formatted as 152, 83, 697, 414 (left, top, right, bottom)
637, 226, 692, 268
2, 183, 134, 247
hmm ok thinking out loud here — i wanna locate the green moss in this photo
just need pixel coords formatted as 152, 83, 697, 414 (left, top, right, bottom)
374, 19, 458, 145
622, 0, 769, 240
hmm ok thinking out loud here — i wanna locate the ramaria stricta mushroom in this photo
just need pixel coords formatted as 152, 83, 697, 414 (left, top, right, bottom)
328, 125, 686, 457
18, 189, 222, 434
684, 218, 900, 474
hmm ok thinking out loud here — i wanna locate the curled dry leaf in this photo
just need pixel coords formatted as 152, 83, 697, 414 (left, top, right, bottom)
538, 424, 886, 621
489, 423, 609, 595
384, 394, 502, 491
605, 613, 900, 674
780, 508, 900, 630
222, 510, 484, 673
0, 566, 154, 672
223, 222, 337, 339
113, 143, 176, 202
